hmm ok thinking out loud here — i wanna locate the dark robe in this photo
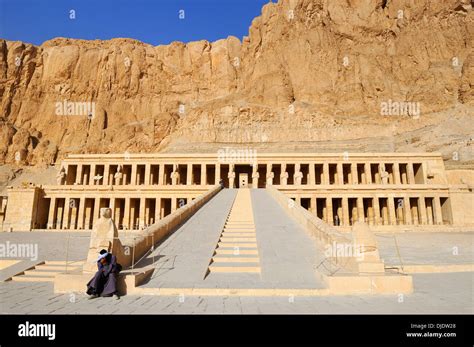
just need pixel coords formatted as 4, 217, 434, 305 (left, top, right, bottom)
86, 254, 119, 297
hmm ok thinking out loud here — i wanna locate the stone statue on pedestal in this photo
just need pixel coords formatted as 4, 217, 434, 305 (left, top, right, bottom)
56, 167, 66, 185
114, 165, 123, 185
266, 171, 274, 186
83, 208, 125, 273
280, 172, 289, 185
294, 171, 303, 185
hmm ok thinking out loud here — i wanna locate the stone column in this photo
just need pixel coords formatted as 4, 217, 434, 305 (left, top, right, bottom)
433, 196, 443, 225
47, 197, 56, 229
388, 196, 397, 225
78, 197, 86, 230
403, 196, 412, 225
93, 198, 100, 226
342, 197, 350, 226
123, 198, 131, 230
364, 163, 372, 184
155, 198, 162, 222
426, 199, 434, 225
351, 163, 358, 185
357, 197, 364, 223
187, 164, 193, 185
131, 164, 137, 185
109, 198, 116, 222
74, 164, 82, 185
201, 164, 206, 185
418, 197, 427, 224
103, 165, 110, 185
326, 197, 333, 225
144, 164, 151, 185
281, 163, 288, 186
323, 163, 330, 185
89, 164, 96, 185
337, 163, 344, 185
139, 197, 146, 229
171, 197, 177, 213
373, 197, 381, 225
311, 196, 317, 215
158, 164, 165, 185
215, 163, 221, 185
309, 163, 315, 185
64, 197, 72, 229
393, 163, 401, 185
407, 163, 415, 184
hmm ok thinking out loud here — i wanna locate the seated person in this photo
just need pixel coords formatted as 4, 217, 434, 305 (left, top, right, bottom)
86, 249, 121, 300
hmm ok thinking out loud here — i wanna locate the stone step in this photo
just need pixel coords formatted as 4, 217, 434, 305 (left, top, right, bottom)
23, 270, 59, 277
209, 265, 261, 273
11, 275, 54, 282
212, 257, 260, 263
218, 242, 257, 248
215, 249, 259, 255
220, 237, 257, 242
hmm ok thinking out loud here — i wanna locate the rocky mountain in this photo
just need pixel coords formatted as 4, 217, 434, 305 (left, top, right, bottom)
1, 0, 473, 168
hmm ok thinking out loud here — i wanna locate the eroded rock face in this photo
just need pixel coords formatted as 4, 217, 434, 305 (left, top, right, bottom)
0, 0, 473, 166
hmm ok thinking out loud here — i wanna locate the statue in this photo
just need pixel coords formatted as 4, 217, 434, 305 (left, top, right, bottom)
266, 171, 274, 186
294, 171, 303, 185
56, 167, 66, 185
380, 170, 389, 184
252, 171, 259, 186
114, 165, 123, 185
280, 171, 289, 186
170, 164, 180, 185
83, 208, 125, 273
228, 169, 236, 188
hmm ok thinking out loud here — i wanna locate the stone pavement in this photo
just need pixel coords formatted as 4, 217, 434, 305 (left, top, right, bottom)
376, 231, 474, 266
0, 272, 472, 314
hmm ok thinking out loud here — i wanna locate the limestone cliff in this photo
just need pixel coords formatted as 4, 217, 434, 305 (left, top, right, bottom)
1, 0, 473, 168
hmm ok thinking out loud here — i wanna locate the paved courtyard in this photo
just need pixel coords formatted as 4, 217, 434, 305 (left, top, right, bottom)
0, 272, 472, 314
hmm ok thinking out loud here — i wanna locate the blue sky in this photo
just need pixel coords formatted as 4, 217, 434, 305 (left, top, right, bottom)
0, 0, 272, 46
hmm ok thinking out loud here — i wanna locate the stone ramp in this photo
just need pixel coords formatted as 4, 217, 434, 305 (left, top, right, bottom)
207, 189, 261, 275
141, 189, 237, 288
8, 260, 84, 282
139, 188, 326, 290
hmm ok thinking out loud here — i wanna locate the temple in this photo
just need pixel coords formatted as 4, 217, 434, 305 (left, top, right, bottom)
2, 152, 472, 232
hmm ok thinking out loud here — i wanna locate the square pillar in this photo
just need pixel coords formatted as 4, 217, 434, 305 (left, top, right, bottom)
201, 164, 206, 185
103, 165, 110, 185
47, 197, 56, 229
364, 163, 372, 184
64, 197, 73, 229
373, 197, 381, 225
326, 197, 333, 225
418, 197, 427, 224
139, 198, 146, 229
123, 198, 131, 230
215, 163, 221, 185
433, 197, 443, 225
155, 198, 162, 222
393, 163, 401, 185
187, 164, 193, 185
323, 163, 330, 185
75, 165, 83, 185
131, 164, 137, 185
89, 164, 96, 185
144, 164, 151, 185
388, 196, 397, 225
342, 197, 350, 226
171, 197, 177, 213
357, 197, 364, 222
158, 164, 165, 185
311, 196, 317, 214
403, 196, 412, 225
309, 164, 316, 185
77, 197, 86, 229
351, 163, 358, 184
407, 163, 415, 184
336, 163, 344, 185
